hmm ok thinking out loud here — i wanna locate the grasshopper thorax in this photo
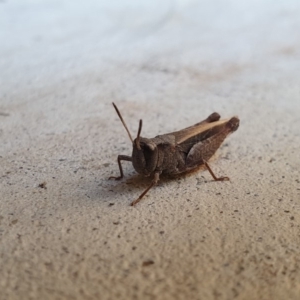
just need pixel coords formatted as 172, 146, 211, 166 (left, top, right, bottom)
132, 137, 158, 176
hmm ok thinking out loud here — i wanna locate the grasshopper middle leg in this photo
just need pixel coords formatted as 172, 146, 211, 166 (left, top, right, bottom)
131, 172, 160, 206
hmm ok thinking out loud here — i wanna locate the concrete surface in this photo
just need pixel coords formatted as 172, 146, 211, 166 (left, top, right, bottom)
1, 1, 300, 299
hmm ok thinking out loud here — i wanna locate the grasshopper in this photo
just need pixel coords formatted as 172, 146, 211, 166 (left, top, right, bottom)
109, 103, 239, 206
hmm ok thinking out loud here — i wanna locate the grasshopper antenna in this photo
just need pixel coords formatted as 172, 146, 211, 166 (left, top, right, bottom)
112, 103, 133, 143
136, 119, 142, 150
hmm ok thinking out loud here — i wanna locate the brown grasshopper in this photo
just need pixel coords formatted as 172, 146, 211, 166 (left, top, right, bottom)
109, 103, 239, 206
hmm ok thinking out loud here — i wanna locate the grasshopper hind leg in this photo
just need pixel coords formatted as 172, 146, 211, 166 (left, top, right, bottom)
204, 161, 230, 181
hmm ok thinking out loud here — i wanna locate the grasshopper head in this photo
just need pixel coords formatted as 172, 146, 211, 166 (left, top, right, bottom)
111, 103, 158, 176
132, 135, 158, 176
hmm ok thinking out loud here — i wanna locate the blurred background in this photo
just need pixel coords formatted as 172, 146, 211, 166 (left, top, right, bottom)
1, 0, 299, 99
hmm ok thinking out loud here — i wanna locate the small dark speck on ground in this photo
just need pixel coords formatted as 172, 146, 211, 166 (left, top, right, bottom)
11, 219, 18, 225
38, 182, 47, 189
142, 260, 154, 266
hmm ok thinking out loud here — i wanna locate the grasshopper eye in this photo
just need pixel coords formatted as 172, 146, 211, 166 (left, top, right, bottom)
135, 139, 156, 151
145, 142, 156, 151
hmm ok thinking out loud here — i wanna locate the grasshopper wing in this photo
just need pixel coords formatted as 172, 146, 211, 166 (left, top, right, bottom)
168, 112, 221, 144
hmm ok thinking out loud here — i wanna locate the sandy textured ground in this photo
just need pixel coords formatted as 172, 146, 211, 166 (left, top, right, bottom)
1, 1, 300, 299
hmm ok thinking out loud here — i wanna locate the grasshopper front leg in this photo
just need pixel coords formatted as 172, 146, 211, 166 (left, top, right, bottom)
131, 172, 160, 206
109, 155, 132, 180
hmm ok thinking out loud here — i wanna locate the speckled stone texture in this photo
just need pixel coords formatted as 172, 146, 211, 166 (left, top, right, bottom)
1, 1, 300, 299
